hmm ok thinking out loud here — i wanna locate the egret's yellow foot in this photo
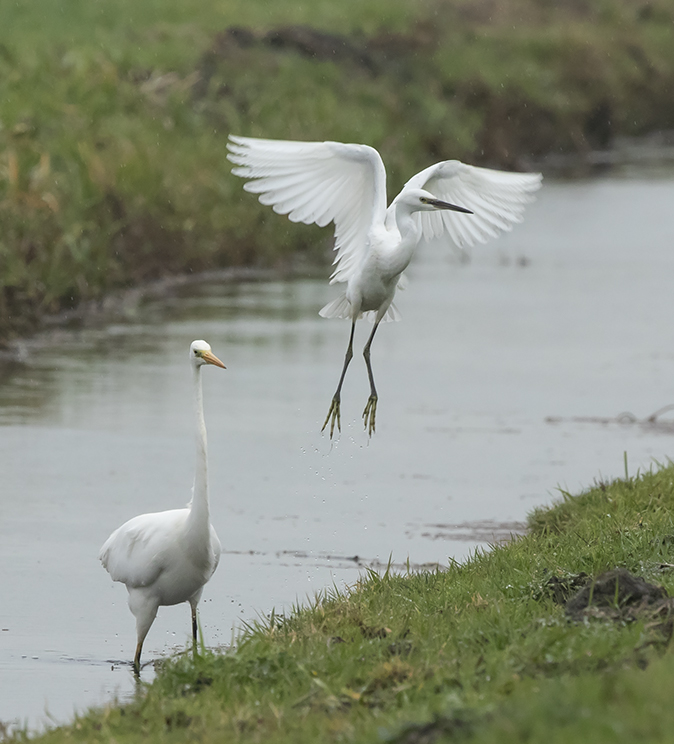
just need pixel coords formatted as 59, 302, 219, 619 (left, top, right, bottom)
362, 395, 377, 437
322, 397, 341, 439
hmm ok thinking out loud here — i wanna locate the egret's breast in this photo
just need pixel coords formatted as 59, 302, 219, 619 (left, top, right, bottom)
350, 264, 397, 312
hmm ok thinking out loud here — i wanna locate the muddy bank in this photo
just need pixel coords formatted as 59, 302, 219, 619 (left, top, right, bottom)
199, 20, 674, 169
0, 265, 301, 363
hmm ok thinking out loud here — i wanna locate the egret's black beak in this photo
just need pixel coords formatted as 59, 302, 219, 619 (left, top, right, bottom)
428, 198, 473, 214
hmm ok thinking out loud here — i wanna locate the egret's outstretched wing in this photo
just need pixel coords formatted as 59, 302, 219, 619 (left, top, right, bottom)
227, 136, 387, 283
99, 509, 187, 589
398, 161, 542, 248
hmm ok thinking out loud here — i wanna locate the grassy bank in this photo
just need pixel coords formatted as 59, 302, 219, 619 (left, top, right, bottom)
2, 0, 674, 342
12, 463, 674, 743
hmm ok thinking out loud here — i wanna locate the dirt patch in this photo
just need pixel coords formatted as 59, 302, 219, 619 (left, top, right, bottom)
538, 570, 591, 604
357, 621, 391, 640
565, 568, 674, 638
390, 713, 474, 744
546, 407, 674, 436
202, 24, 429, 78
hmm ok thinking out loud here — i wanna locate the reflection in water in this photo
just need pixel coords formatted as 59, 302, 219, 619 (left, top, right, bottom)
2, 175, 674, 732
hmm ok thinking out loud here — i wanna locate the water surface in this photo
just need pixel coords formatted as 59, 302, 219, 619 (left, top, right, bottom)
2, 174, 674, 731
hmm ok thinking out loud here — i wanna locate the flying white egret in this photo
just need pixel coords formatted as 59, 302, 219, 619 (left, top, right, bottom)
227, 135, 542, 437
99, 340, 225, 673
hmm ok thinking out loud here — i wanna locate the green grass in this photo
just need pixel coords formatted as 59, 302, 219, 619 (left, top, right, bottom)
2, 0, 674, 342
14, 463, 674, 743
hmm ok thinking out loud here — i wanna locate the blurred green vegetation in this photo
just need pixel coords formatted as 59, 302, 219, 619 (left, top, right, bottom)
19, 464, 674, 743
1, 0, 674, 341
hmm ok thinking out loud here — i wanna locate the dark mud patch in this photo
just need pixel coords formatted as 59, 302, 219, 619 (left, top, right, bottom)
223, 549, 442, 573
389, 713, 474, 744
565, 568, 674, 638
537, 570, 591, 604
200, 24, 429, 83
546, 404, 674, 436
415, 520, 526, 544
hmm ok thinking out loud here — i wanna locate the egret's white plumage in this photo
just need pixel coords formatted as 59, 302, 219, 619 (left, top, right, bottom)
228, 135, 542, 436
99, 340, 225, 673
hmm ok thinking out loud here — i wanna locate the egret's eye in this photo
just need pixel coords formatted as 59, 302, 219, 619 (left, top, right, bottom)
420, 197, 429, 204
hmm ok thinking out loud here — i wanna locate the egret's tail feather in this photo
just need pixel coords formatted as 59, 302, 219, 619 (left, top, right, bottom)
362, 302, 401, 324
378, 301, 402, 323
319, 294, 352, 319
320, 295, 402, 323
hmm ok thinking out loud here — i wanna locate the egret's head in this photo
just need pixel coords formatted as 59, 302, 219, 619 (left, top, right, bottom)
190, 340, 226, 369
408, 188, 473, 215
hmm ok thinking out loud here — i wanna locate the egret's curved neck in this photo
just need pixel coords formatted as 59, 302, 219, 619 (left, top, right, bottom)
188, 364, 209, 528
393, 199, 422, 240
383, 200, 422, 277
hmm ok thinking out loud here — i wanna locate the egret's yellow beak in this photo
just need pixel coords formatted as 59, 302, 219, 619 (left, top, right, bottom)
201, 350, 226, 368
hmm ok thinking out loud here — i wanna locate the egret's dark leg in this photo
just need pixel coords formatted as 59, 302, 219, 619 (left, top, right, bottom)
133, 642, 143, 676
322, 321, 356, 438
362, 319, 382, 436
192, 606, 198, 646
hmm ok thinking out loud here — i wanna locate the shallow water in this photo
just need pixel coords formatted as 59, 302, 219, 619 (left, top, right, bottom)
2, 173, 674, 732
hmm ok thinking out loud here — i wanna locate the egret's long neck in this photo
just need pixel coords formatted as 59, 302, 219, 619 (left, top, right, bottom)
188, 364, 210, 529
383, 200, 422, 277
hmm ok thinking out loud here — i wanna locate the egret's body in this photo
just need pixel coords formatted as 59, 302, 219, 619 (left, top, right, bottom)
99, 340, 225, 673
228, 136, 542, 436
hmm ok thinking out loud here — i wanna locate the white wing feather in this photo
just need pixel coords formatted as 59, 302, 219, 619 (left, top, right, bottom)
99, 509, 189, 588
227, 136, 387, 284
399, 161, 542, 248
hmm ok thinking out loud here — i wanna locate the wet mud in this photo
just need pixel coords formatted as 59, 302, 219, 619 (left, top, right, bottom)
565, 569, 674, 636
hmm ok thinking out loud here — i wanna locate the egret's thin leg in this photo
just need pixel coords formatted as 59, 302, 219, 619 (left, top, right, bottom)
192, 607, 198, 646
362, 320, 382, 436
133, 642, 143, 676
322, 321, 356, 438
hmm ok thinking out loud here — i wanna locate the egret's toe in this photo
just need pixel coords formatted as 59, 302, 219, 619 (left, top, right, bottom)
321, 397, 341, 439
362, 395, 377, 437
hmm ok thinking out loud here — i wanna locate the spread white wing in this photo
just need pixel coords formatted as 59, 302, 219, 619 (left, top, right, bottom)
227, 136, 387, 284
398, 161, 542, 248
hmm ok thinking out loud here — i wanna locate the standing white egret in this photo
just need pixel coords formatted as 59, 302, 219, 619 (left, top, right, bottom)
99, 340, 225, 673
227, 136, 542, 437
